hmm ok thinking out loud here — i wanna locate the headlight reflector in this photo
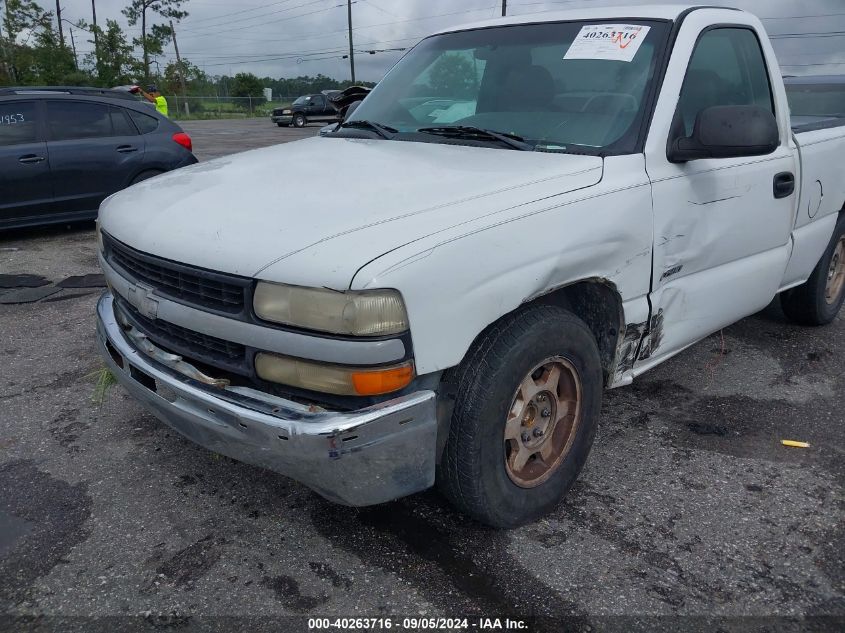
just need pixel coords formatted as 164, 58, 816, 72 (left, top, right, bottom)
255, 353, 414, 396
253, 282, 408, 336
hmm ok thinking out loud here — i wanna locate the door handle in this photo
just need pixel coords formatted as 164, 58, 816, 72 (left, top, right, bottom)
116, 145, 138, 153
18, 154, 45, 164
774, 172, 795, 199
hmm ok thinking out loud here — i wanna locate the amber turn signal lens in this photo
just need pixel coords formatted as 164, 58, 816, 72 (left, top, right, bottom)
255, 352, 414, 396
351, 364, 415, 396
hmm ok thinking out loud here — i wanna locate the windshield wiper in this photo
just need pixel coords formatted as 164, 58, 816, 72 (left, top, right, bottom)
417, 125, 532, 151
339, 119, 397, 139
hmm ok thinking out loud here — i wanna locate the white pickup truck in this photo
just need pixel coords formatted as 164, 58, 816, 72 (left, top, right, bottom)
96, 5, 845, 527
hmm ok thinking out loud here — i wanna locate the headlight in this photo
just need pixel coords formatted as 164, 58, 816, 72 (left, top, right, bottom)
255, 353, 414, 396
253, 282, 408, 336
282, 109, 292, 114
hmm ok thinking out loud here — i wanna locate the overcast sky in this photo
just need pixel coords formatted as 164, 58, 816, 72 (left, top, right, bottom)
55, 0, 845, 83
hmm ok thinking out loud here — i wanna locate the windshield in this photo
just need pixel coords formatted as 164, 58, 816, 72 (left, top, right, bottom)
347, 20, 668, 153
293, 96, 308, 105
786, 83, 845, 118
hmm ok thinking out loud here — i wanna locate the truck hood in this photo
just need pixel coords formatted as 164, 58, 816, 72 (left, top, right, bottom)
99, 136, 602, 282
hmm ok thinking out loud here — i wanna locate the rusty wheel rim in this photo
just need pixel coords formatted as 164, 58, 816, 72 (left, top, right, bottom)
825, 236, 845, 305
504, 356, 582, 488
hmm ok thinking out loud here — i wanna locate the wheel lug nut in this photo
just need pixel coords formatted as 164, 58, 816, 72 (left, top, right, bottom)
521, 431, 531, 442
541, 408, 551, 417
533, 428, 544, 437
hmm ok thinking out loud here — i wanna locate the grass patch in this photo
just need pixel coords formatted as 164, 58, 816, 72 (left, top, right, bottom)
88, 367, 118, 405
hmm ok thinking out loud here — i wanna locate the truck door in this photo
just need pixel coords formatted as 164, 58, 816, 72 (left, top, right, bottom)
311, 95, 328, 120
641, 22, 797, 368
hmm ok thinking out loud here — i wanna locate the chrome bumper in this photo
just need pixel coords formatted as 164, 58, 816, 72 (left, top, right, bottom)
95, 292, 438, 506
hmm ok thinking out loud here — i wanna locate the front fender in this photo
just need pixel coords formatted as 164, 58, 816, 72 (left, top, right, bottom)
351, 155, 655, 376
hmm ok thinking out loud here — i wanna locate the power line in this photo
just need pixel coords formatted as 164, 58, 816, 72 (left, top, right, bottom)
179, 0, 336, 33
182, 0, 303, 26
181, 35, 419, 57
770, 31, 845, 39
781, 61, 845, 67
179, 4, 496, 39
761, 12, 845, 20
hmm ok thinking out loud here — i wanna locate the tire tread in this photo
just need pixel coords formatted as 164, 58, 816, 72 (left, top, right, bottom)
438, 305, 597, 526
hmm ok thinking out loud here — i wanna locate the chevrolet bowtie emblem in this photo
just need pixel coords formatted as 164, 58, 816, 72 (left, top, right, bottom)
127, 282, 159, 320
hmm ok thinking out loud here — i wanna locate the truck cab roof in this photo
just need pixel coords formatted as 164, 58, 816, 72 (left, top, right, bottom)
432, 4, 741, 35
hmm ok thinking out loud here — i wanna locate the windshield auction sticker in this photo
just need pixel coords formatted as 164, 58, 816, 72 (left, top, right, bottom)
563, 24, 651, 62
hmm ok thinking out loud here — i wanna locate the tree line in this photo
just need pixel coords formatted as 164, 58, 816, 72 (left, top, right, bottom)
0, 0, 373, 103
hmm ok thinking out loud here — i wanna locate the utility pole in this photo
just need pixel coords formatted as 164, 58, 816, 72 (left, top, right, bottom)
346, 0, 355, 84
91, 0, 99, 70
68, 27, 78, 69
170, 20, 190, 116
502, 0, 507, 17
55, 0, 65, 48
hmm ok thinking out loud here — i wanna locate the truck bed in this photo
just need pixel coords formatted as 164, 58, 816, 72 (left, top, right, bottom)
791, 114, 845, 134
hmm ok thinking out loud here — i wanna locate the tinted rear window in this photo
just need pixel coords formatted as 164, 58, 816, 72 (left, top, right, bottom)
127, 108, 160, 134
110, 107, 137, 136
0, 101, 38, 146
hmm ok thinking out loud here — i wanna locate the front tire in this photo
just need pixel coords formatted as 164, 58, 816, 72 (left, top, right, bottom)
293, 114, 306, 128
437, 306, 603, 528
781, 213, 845, 325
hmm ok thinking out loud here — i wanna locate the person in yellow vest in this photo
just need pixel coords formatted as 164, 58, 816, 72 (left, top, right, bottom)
138, 84, 168, 117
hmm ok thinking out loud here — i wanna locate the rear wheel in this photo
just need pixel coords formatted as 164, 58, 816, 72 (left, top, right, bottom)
129, 169, 164, 185
293, 114, 306, 128
781, 213, 845, 325
437, 306, 602, 528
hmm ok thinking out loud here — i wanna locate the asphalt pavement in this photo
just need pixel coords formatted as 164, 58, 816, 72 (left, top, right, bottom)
0, 118, 842, 633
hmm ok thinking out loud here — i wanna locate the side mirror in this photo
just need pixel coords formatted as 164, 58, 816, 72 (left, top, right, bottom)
668, 105, 779, 163
342, 100, 362, 121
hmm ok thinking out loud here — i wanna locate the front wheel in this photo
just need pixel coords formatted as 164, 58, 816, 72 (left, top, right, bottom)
781, 213, 845, 325
292, 114, 306, 128
437, 306, 603, 528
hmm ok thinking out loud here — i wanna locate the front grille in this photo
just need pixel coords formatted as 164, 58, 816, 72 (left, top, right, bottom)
105, 234, 249, 314
114, 296, 250, 376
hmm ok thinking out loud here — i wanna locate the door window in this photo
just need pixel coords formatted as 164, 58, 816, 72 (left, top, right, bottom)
110, 107, 137, 136
677, 28, 775, 136
126, 108, 160, 134
0, 101, 38, 147
46, 101, 116, 141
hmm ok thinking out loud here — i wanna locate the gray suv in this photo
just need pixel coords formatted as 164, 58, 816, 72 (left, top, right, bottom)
1, 87, 197, 230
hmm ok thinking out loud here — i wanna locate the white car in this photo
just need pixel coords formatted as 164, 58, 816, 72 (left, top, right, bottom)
96, 5, 845, 527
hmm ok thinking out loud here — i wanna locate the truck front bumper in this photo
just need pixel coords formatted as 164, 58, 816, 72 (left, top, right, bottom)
271, 115, 293, 125
95, 292, 438, 506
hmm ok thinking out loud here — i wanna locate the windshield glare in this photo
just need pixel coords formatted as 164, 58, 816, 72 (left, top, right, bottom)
348, 20, 667, 153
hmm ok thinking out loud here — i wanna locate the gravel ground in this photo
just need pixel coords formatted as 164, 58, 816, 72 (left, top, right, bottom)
0, 118, 842, 633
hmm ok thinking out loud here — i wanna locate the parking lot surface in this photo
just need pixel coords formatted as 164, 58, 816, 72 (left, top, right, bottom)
0, 118, 842, 632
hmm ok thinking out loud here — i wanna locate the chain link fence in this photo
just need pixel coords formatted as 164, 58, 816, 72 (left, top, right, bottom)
161, 95, 299, 120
